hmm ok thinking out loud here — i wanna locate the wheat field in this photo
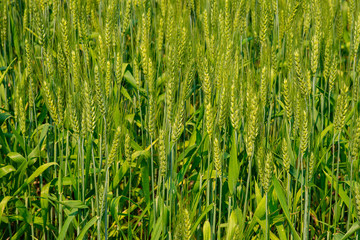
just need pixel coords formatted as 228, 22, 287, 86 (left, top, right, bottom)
0, 0, 360, 239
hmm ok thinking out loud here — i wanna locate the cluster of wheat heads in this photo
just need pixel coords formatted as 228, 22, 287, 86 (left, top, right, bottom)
1, 0, 360, 239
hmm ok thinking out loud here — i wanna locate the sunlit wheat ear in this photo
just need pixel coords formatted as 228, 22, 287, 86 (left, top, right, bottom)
42, 80, 59, 125
260, 66, 268, 106
159, 130, 167, 178
157, 14, 164, 54
94, 65, 106, 116
354, 183, 360, 220
294, 49, 308, 97
205, 103, 215, 139
259, 0, 268, 47
213, 136, 222, 176
57, 43, 67, 80
71, 51, 80, 90
282, 138, 290, 173
311, 32, 319, 74
182, 208, 191, 240
230, 76, 240, 131
104, 6, 112, 50
84, 81, 96, 135
309, 152, 315, 181
171, 91, 185, 143
293, 92, 301, 136
105, 60, 111, 98
335, 10, 343, 42
245, 91, 258, 158
57, 87, 64, 128
115, 52, 122, 88
329, 56, 337, 93
218, 79, 229, 129
108, 127, 121, 168
25, 39, 35, 108
98, 185, 105, 218
334, 87, 348, 133
121, 0, 131, 36
177, 25, 187, 69
352, 118, 360, 160
323, 38, 332, 80
283, 78, 292, 120
148, 94, 156, 138
263, 152, 273, 193
60, 18, 70, 60
300, 111, 309, 156
68, 95, 80, 138
353, 15, 360, 57
98, 35, 106, 73
201, 55, 212, 106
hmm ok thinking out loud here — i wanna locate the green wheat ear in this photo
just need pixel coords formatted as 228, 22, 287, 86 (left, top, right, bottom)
108, 127, 121, 168
300, 111, 309, 156
159, 130, 167, 178
283, 78, 292, 120
282, 138, 290, 173
245, 90, 258, 158
352, 118, 360, 160
263, 152, 273, 194
334, 87, 348, 133
354, 183, 360, 220
213, 136, 222, 176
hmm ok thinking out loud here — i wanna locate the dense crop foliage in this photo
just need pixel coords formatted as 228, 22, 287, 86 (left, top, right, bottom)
1, 0, 360, 239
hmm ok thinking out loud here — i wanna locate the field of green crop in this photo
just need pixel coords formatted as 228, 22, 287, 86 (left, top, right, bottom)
1, 0, 360, 239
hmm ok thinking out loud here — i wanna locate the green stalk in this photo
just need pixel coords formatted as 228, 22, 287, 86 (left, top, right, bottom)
242, 155, 253, 232
91, 146, 100, 240
212, 173, 217, 237
207, 138, 211, 220
328, 133, 336, 236
303, 156, 309, 240
265, 192, 269, 240
150, 136, 156, 223
334, 131, 341, 229
128, 157, 132, 240
217, 176, 222, 240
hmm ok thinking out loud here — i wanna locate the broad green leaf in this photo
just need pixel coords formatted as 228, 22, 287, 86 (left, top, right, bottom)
58, 200, 88, 209
124, 70, 146, 95
276, 223, 288, 240
10, 222, 28, 240
0, 112, 11, 126
121, 87, 133, 103
273, 177, 301, 240
58, 209, 78, 240
226, 210, 239, 240
9, 124, 26, 152
14, 162, 57, 195
151, 215, 163, 240
76, 216, 98, 240
0, 58, 16, 82
0, 196, 12, 225
0, 165, 16, 178
190, 204, 214, 235
15, 200, 32, 224
141, 158, 150, 205
112, 160, 129, 191
41, 182, 51, 227
340, 221, 360, 239
7, 152, 26, 164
